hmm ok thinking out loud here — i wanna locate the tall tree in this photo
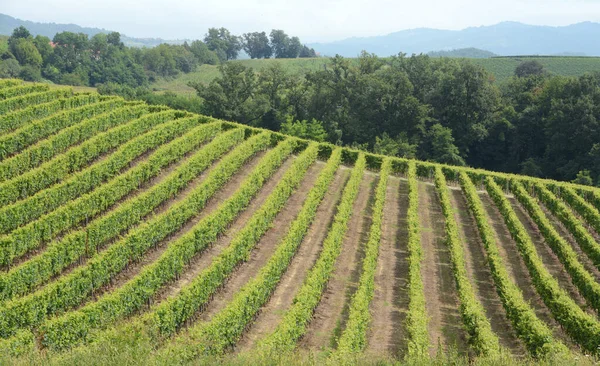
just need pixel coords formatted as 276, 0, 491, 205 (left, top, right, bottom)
203, 28, 242, 61
299, 45, 317, 58
242, 32, 272, 59
285, 36, 302, 58
190, 62, 263, 123
189, 40, 219, 65
7, 26, 32, 55
515, 60, 546, 78
12, 38, 42, 68
269, 29, 290, 58
51, 32, 90, 74
33, 35, 53, 65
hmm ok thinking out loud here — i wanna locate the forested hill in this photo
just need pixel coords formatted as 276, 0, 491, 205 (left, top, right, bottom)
0, 13, 184, 47
309, 21, 600, 57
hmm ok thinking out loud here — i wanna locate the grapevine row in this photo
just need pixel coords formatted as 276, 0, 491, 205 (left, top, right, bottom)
0, 110, 184, 239
257, 154, 365, 353
0, 132, 272, 338
458, 172, 567, 357
534, 184, 600, 268
0, 107, 174, 206
335, 159, 391, 355
0, 94, 106, 135
0, 84, 49, 100
579, 189, 600, 213
486, 178, 600, 353
0, 104, 152, 181
404, 161, 430, 359
0, 79, 21, 90
41, 139, 309, 351
511, 182, 600, 313
0, 97, 123, 160
0, 88, 72, 115
154, 144, 332, 362
137, 140, 319, 343
0, 122, 228, 302
557, 186, 600, 242
434, 167, 501, 356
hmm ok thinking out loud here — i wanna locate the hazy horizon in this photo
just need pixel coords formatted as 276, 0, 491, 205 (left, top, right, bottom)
3, 0, 600, 42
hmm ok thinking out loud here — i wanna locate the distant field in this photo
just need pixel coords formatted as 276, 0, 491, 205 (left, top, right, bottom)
151, 58, 330, 95
151, 56, 600, 95
474, 56, 600, 82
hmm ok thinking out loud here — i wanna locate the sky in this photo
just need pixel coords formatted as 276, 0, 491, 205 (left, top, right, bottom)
2, 0, 600, 42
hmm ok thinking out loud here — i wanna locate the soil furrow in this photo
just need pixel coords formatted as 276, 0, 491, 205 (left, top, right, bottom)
299, 172, 376, 351
236, 167, 349, 351
449, 188, 524, 355
365, 176, 410, 357
152, 156, 300, 305
508, 197, 592, 315
193, 161, 325, 324
419, 181, 467, 355
479, 192, 575, 348
538, 202, 600, 283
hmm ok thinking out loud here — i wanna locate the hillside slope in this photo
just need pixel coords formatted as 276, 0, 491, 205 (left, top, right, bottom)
309, 21, 600, 57
1, 80, 600, 365
0, 13, 185, 47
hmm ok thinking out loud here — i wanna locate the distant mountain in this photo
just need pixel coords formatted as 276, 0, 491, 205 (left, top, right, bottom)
427, 48, 496, 58
308, 22, 600, 57
0, 13, 186, 47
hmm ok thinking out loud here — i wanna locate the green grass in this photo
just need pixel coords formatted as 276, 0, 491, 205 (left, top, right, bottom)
150, 56, 600, 95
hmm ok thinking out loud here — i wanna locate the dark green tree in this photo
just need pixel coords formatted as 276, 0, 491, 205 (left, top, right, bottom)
242, 32, 272, 59
572, 170, 593, 186
51, 32, 90, 74
285, 36, 302, 58
33, 35, 53, 65
420, 123, 465, 166
515, 60, 546, 78
299, 45, 317, 58
12, 38, 42, 68
189, 40, 219, 65
190, 62, 262, 123
270, 29, 290, 58
8, 26, 33, 55
280, 116, 327, 141
0, 59, 20, 78
143, 44, 178, 78
204, 28, 242, 61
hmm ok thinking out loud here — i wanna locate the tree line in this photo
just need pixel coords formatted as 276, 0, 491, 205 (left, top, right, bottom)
0, 26, 317, 87
180, 55, 600, 186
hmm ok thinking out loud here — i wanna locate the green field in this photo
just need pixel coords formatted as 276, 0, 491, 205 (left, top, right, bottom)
473, 56, 600, 82
151, 58, 332, 95
151, 56, 600, 95
4, 79, 600, 365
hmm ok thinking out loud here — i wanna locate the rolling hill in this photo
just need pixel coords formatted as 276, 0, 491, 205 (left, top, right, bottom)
2, 79, 600, 365
0, 13, 185, 47
309, 21, 600, 57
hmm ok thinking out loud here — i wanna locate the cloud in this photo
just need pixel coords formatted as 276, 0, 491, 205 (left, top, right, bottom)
3, 0, 600, 41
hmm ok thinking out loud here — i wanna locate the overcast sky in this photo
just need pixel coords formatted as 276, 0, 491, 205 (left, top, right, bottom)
3, 0, 600, 42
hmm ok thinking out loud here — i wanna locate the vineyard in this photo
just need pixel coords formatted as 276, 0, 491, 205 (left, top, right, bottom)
3, 79, 600, 365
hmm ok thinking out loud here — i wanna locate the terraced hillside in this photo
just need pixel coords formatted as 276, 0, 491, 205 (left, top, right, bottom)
3, 79, 600, 365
